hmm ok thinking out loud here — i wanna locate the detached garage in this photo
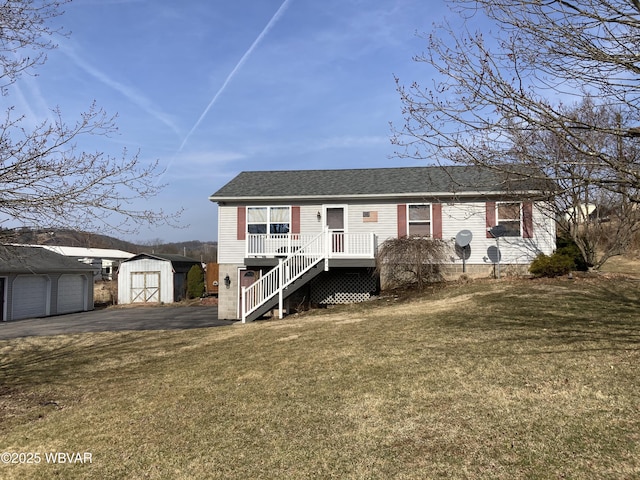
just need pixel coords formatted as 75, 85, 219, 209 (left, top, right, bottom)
0, 245, 96, 322
117, 253, 201, 305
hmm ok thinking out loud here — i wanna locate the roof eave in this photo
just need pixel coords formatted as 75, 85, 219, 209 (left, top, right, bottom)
209, 190, 545, 203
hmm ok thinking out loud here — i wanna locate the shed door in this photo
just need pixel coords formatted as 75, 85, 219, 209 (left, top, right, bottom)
57, 274, 87, 314
130, 272, 161, 303
13, 275, 48, 320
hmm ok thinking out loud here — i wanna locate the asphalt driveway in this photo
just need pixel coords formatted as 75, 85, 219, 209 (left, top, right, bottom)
0, 305, 235, 339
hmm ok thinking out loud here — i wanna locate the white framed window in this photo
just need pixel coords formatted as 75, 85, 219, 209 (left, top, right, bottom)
496, 202, 522, 237
408, 204, 431, 237
247, 206, 290, 234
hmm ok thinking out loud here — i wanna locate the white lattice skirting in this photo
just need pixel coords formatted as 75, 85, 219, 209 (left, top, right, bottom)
310, 271, 377, 304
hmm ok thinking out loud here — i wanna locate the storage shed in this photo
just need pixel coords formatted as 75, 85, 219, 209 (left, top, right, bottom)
117, 253, 201, 304
0, 245, 96, 322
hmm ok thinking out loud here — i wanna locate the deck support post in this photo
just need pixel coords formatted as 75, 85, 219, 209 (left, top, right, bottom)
278, 258, 284, 319
241, 286, 247, 323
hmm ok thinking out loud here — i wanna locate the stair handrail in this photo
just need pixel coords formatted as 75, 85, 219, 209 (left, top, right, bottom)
242, 230, 328, 322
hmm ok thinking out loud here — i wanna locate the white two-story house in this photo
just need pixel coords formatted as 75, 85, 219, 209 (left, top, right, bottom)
209, 166, 556, 321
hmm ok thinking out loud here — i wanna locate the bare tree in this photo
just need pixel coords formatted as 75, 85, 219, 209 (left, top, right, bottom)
392, 0, 640, 266
376, 236, 448, 291
0, 0, 180, 240
531, 97, 640, 267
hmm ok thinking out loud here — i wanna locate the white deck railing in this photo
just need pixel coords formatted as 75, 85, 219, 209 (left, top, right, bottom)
246, 232, 376, 259
242, 231, 328, 322
242, 231, 377, 322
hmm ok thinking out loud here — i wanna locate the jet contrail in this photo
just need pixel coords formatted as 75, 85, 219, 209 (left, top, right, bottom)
61, 42, 182, 136
178, 0, 293, 152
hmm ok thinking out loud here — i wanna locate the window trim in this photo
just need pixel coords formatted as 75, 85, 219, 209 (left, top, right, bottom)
496, 201, 522, 237
246, 206, 292, 235
407, 203, 432, 237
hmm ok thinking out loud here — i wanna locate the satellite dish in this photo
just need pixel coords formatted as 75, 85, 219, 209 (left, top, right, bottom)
455, 229, 473, 270
455, 229, 473, 247
489, 225, 506, 238
455, 244, 471, 260
487, 246, 501, 263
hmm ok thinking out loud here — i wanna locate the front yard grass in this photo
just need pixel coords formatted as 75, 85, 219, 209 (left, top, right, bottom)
1, 275, 639, 479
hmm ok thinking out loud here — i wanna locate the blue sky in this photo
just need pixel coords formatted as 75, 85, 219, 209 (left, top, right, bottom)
6, 0, 455, 243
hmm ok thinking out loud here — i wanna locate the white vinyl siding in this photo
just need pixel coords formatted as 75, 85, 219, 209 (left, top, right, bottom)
346, 202, 398, 251
442, 202, 554, 265
217, 200, 555, 266
300, 205, 324, 234
218, 205, 246, 264
441, 203, 490, 265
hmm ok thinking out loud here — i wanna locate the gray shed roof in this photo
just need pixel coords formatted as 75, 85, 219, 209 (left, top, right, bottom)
123, 253, 201, 264
209, 165, 546, 202
122, 253, 201, 274
0, 245, 98, 274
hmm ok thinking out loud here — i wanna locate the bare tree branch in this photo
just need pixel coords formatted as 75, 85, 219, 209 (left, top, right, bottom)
0, 0, 181, 239
392, 0, 640, 267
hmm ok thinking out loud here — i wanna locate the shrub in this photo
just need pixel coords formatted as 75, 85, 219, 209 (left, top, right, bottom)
187, 264, 205, 299
529, 252, 575, 277
376, 236, 448, 290
556, 235, 589, 271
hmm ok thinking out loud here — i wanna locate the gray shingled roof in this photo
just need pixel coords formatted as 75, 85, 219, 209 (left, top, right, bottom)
209, 166, 544, 201
123, 253, 201, 264
122, 253, 201, 274
0, 245, 98, 273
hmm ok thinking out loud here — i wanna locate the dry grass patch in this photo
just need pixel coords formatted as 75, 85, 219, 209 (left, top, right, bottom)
0, 276, 639, 479
600, 255, 640, 277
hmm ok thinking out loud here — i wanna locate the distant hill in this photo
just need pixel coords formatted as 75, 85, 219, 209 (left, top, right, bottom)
1, 228, 218, 263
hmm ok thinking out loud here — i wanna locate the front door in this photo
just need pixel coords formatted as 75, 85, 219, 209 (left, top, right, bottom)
238, 269, 259, 317
325, 206, 346, 253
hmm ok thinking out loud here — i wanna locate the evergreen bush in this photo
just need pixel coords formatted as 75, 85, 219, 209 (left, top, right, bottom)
556, 235, 589, 271
187, 264, 205, 299
529, 252, 575, 277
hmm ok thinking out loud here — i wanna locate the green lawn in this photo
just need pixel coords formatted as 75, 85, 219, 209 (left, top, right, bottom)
1, 275, 639, 479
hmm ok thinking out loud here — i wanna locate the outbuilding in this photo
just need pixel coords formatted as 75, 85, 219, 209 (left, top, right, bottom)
39, 245, 134, 281
0, 245, 96, 322
117, 253, 201, 305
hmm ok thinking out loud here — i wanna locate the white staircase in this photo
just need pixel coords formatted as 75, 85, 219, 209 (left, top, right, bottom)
241, 230, 376, 322
241, 231, 328, 322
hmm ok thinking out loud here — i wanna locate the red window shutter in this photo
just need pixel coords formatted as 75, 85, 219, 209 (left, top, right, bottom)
237, 206, 246, 241
397, 204, 407, 237
291, 206, 301, 234
523, 202, 534, 238
432, 203, 443, 239
486, 202, 496, 238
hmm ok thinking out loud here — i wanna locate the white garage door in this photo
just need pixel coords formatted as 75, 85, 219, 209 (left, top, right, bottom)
57, 274, 86, 314
13, 275, 48, 320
